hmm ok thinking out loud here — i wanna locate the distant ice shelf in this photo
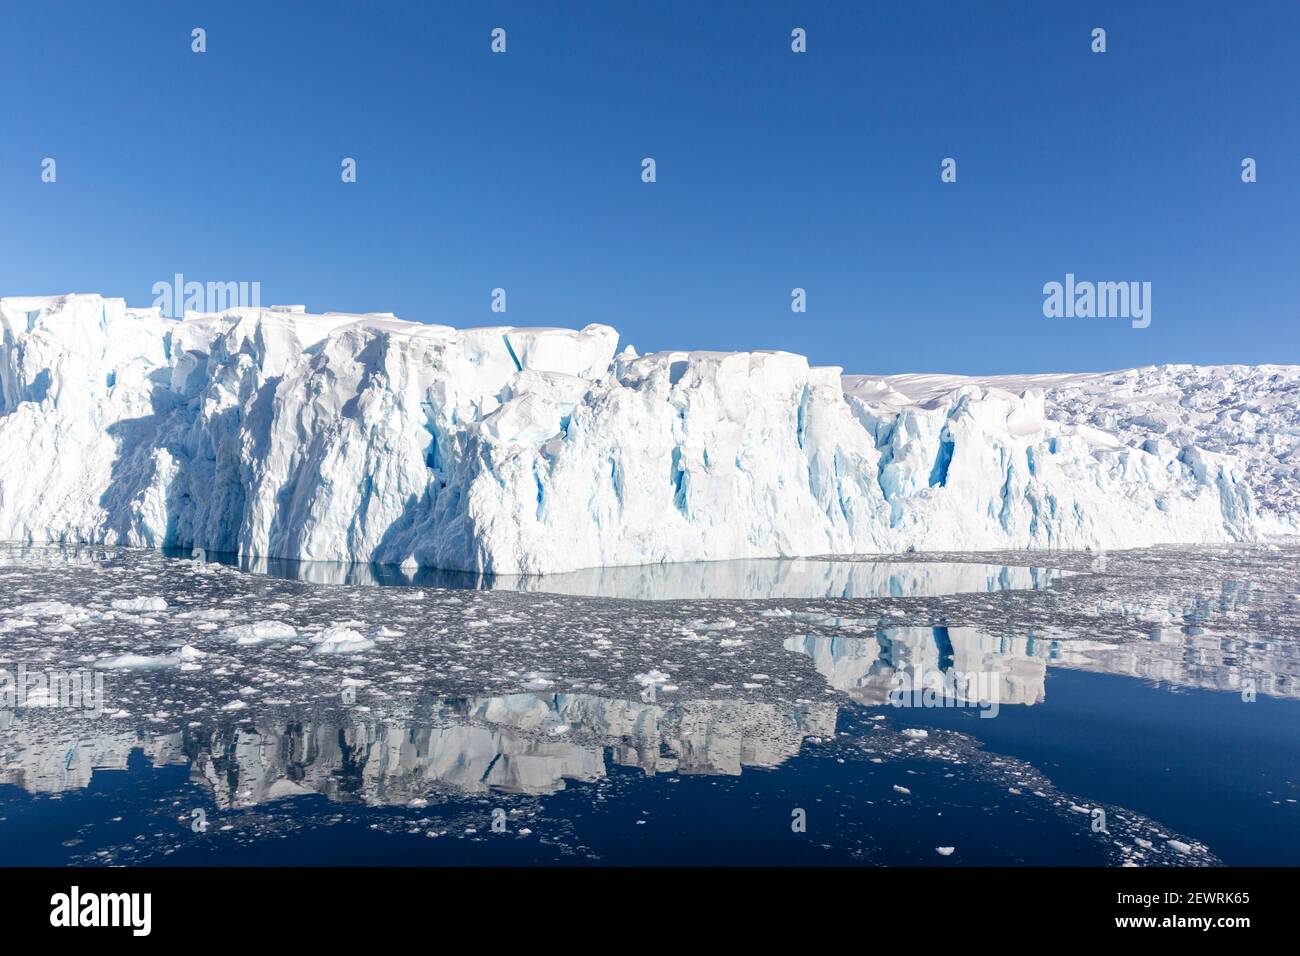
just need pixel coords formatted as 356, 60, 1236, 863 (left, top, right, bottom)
0, 293, 1292, 573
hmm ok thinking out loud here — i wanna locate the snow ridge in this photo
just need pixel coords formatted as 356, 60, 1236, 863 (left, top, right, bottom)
0, 294, 1281, 573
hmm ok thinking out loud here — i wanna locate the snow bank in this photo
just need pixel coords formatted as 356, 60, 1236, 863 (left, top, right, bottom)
0, 293, 1282, 573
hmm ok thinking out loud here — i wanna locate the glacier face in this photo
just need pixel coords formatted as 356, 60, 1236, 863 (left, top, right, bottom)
849, 366, 1300, 531
0, 293, 1283, 574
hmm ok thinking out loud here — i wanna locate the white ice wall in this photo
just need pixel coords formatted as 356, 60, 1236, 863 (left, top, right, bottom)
0, 293, 1274, 573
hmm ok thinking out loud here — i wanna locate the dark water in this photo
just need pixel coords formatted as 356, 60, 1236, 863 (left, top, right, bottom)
0, 705, 1126, 867
2, 674, 1293, 866
899, 669, 1300, 866
1, 544, 1296, 866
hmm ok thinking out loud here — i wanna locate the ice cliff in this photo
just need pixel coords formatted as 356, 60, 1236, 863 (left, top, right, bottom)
0, 293, 1285, 573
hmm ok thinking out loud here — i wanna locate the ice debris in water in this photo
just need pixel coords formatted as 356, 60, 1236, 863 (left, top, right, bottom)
310, 626, 376, 655
94, 652, 178, 670
0, 541, 1274, 867
634, 670, 672, 688
110, 596, 168, 612
220, 621, 299, 645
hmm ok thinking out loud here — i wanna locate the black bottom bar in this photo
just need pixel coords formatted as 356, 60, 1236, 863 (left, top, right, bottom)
0, 866, 1283, 940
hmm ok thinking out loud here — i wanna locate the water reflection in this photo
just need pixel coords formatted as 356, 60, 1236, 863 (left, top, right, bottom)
785, 623, 1300, 704
785, 628, 1056, 707
163, 548, 1071, 600
0, 694, 837, 803
0, 709, 188, 794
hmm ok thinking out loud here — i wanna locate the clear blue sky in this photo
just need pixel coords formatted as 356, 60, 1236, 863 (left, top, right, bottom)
2, 1, 1296, 375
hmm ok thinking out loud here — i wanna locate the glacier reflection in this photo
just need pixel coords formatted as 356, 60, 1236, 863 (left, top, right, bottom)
785, 621, 1300, 705
0, 694, 837, 803
785, 627, 1054, 707
171, 550, 1071, 600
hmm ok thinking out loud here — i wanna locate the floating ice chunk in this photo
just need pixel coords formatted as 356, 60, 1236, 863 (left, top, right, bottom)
696, 618, 737, 631
892, 785, 911, 795
175, 608, 232, 621
633, 670, 671, 687
220, 621, 299, 645
310, 625, 376, 655
111, 596, 168, 612
11, 601, 86, 619
935, 846, 955, 856
20, 687, 56, 706
94, 652, 181, 670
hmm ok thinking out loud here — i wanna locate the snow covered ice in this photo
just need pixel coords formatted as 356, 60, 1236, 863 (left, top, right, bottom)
0, 293, 1290, 575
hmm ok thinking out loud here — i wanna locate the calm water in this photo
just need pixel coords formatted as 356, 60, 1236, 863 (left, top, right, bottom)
163, 548, 1072, 600
0, 544, 1295, 865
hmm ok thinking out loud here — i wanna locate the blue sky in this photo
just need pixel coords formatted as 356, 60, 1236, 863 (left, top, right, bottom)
2, 1, 1296, 375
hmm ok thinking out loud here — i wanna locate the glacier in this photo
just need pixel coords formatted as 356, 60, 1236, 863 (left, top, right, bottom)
0, 292, 1290, 574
